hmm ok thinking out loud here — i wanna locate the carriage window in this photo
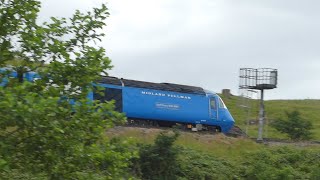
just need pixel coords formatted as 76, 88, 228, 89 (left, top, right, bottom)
210, 98, 216, 109
93, 86, 123, 112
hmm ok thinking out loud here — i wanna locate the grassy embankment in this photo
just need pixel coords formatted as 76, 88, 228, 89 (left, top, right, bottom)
220, 94, 320, 140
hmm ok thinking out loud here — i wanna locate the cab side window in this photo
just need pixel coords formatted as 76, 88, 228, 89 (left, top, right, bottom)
210, 98, 216, 109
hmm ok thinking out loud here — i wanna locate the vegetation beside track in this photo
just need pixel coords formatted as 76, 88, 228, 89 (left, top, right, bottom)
220, 94, 320, 140
106, 127, 320, 179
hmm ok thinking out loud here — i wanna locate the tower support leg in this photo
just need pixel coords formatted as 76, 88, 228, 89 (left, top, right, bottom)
257, 89, 264, 142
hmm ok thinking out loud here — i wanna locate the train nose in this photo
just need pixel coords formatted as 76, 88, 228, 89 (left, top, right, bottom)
224, 110, 235, 122
223, 111, 235, 133
230, 115, 235, 122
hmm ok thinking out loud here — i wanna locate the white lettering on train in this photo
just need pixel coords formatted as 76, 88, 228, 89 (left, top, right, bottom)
141, 91, 192, 100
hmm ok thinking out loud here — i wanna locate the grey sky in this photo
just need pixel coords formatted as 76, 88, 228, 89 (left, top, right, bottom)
39, 0, 320, 100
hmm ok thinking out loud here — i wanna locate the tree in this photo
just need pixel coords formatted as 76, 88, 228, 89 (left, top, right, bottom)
271, 110, 313, 140
0, 0, 134, 179
1, 0, 44, 82
138, 131, 180, 180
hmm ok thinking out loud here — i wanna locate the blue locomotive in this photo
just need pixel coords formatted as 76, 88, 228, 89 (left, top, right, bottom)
0, 69, 235, 133
90, 77, 235, 133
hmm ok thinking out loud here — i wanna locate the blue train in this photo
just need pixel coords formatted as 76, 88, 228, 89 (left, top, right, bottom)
0, 69, 235, 133
91, 77, 235, 133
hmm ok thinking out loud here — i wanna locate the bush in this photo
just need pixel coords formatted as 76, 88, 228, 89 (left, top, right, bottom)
177, 148, 238, 180
271, 110, 313, 140
135, 131, 239, 180
137, 131, 180, 180
240, 147, 320, 180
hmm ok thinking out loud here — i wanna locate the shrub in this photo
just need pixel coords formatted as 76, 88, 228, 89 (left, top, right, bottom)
271, 110, 313, 140
138, 131, 180, 180
240, 147, 320, 180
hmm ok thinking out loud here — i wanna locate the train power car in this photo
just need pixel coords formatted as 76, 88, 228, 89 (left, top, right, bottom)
0, 68, 235, 133
91, 77, 235, 133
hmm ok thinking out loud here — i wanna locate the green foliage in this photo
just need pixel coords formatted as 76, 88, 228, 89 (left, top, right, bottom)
137, 131, 180, 180
1, 0, 111, 85
108, 128, 320, 179
240, 147, 320, 180
271, 110, 313, 140
177, 148, 238, 180
0, 0, 136, 179
310, 166, 320, 180
0, 80, 135, 179
0, 0, 41, 67
134, 131, 239, 179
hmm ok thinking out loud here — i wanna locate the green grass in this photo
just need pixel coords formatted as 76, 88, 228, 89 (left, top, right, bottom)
176, 133, 263, 161
220, 94, 320, 140
107, 127, 263, 161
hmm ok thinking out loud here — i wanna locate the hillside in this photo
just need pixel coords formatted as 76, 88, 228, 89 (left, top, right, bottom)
220, 94, 320, 140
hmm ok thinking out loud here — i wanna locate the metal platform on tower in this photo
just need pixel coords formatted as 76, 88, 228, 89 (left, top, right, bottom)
239, 68, 277, 90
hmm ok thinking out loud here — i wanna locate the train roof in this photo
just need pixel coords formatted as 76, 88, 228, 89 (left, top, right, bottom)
98, 76, 206, 95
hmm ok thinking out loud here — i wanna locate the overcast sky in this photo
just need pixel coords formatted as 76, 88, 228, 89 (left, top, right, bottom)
39, 0, 320, 100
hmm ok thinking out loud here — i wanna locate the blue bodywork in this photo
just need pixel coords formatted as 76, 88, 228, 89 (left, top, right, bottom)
94, 82, 235, 133
0, 68, 40, 85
